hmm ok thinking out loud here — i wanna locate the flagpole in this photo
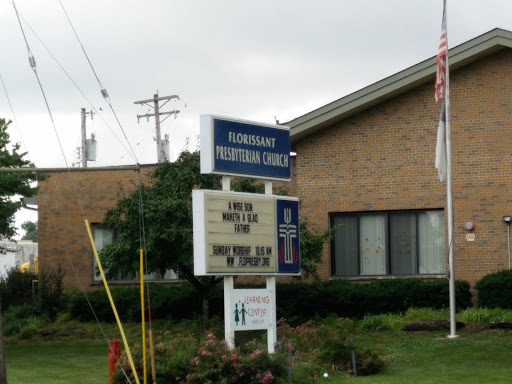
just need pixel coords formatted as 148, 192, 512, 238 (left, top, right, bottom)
443, 1, 458, 339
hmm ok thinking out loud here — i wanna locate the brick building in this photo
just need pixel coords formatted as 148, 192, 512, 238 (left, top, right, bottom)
286, 28, 512, 285
39, 29, 512, 289
38, 165, 177, 289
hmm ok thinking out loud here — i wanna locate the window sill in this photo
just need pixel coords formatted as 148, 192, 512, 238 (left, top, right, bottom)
330, 274, 447, 281
90, 279, 184, 286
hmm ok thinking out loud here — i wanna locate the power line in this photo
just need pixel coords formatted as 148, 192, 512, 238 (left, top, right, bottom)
58, 0, 140, 165
8, 1, 136, 163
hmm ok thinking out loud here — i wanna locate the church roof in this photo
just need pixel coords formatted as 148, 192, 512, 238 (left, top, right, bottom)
287, 28, 512, 144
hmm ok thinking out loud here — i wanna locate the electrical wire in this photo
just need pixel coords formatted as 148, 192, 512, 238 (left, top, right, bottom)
10, 2, 134, 382
58, 0, 139, 165
8, 0, 136, 163
2, 62, 134, 384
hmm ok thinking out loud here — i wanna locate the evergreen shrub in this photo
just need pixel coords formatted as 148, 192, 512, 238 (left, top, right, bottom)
68, 279, 471, 323
68, 283, 224, 322
276, 279, 471, 323
475, 269, 512, 309
0, 268, 37, 310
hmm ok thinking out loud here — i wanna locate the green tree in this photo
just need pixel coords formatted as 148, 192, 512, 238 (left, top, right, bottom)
101, 150, 330, 328
0, 118, 37, 241
21, 221, 38, 242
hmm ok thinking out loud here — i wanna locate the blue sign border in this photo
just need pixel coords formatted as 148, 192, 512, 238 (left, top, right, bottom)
211, 118, 291, 180
276, 199, 300, 274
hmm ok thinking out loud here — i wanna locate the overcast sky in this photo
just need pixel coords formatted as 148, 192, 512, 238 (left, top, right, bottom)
2, 0, 512, 233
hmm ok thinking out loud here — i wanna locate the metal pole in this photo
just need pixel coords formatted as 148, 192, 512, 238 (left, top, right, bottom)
0, 299, 7, 384
444, 0, 458, 339
265, 180, 277, 353
154, 94, 162, 163
81, 108, 87, 168
507, 224, 511, 270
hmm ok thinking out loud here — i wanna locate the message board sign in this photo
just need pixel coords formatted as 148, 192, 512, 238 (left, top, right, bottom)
193, 190, 300, 275
200, 115, 291, 180
230, 289, 273, 331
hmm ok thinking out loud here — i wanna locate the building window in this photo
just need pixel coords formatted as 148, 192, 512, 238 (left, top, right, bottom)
330, 210, 445, 277
92, 225, 178, 282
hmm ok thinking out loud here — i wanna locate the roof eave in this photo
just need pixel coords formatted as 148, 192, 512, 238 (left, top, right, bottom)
288, 28, 512, 145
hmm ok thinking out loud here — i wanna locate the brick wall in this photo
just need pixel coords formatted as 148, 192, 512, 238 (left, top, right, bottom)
293, 49, 512, 284
38, 166, 154, 289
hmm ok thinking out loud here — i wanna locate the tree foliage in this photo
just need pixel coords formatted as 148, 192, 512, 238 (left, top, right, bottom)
0, 118, 37, 240
21, 221, 38, 242
101, 150, 331, 326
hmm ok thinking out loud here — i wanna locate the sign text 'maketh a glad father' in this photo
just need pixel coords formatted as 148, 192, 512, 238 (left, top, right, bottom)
215, 131, 289, 168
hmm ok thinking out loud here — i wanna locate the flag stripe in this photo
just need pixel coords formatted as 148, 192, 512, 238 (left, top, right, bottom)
435, 2, 447, 103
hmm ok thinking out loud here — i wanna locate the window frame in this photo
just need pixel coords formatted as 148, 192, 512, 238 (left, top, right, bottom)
330, 209, 445, 278
90, 224, 179, 283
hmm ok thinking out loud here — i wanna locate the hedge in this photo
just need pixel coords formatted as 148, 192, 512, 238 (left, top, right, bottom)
276, 279, 472, 324
68, 279, 471, 323
475, 269, 512, 309
69, 284, 223, 322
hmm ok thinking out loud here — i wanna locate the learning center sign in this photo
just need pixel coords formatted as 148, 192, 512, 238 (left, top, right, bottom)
231, 289, 273, 331
193, 190, 300, 276
200, 115, 291, 180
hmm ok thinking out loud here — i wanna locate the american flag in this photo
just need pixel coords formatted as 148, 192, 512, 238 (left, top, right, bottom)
435, 0, 447, 103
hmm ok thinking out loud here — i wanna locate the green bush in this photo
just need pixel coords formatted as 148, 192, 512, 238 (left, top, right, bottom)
356, 347, 386, 376
475, 270, 512, 309
2, 303, 42, 336
38, 265, 65, 320
358, 314, 403, 332
68, 284, 224, 322
69, 279, 471, 324
276, 279, 471, 323
457, 307, 512, 323
113, 333, 287, 384
0, 268, 37, 310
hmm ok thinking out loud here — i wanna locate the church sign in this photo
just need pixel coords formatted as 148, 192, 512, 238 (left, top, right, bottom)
193, 190, 300, 276
200, 115, 291, 181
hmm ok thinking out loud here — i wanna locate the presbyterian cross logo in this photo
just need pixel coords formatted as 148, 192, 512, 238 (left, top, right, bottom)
276, 199, 300, 273
279, 208, 297, 264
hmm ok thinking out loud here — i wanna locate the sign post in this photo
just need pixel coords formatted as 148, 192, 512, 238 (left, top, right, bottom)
194, 115, 298, 353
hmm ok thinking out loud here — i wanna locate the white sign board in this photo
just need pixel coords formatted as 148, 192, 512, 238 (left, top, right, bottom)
193, 189, 300, 276
231, 289, 273, 331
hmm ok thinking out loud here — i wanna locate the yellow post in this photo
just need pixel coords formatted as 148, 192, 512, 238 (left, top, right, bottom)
140, 248, 147, 384
84, 220, 140, 384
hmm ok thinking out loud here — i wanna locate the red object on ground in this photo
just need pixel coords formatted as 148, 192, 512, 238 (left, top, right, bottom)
108, 339, 121, 384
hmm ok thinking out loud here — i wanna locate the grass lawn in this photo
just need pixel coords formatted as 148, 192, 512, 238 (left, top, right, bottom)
5, 339, 107, 384
3, 327, 512, 383
338, 330, 512, 384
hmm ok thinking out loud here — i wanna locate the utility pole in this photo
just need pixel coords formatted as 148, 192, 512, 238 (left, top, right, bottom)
79, 108, 95, 168
134, 93, 180, 163
81, 108, 87, 168
0, 299, 7, 384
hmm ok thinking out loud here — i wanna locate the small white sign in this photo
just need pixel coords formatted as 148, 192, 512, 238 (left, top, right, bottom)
466, 233, 475, 242
231, 289, 273, 331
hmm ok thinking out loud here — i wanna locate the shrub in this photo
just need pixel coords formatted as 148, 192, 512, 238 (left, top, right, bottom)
276, 279, 471, 323
113, 336, 198, 384
475, 270, 512, 309
358, 314, 403, 332
356, 347, 386, 376
403, 307, 449, 322
68, 284, 224, 322
277, 317, 383, 377
0, 268, 37, 310
113, 333, 287, 384
38, 265, 65, 320
2, 303, 42, 336
457, 307, 512, 323
70, 279, 472, 324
